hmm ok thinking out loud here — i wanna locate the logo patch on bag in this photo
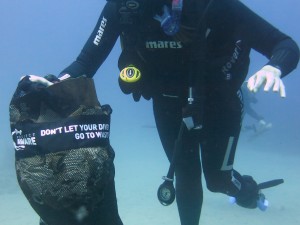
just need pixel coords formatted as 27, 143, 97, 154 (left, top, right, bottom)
11, 115, 111, 158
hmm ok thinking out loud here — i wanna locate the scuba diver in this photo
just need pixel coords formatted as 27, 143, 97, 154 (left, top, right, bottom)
24, 0, 299, 225
241, 84, 273, 134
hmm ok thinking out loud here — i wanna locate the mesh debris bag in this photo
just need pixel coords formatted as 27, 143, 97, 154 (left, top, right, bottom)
9, 76, 115, 224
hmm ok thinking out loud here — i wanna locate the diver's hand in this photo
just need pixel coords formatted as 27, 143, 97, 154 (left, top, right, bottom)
182, 102, 203, 130
20, 75, 54, 87
118, 66, 152, 102
18, 74, 63, 95
20, 73, 69, 87
247, 65, 285, 97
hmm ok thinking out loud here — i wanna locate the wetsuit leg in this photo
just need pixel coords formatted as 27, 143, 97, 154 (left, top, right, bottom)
153, 96, 203, 225
201, 91, 259, 208
201, 91, 242, 194
176, 131, 202, 225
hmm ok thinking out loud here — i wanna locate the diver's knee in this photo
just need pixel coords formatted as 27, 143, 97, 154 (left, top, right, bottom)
204, 169, 236, 193
205, 175, 228, 193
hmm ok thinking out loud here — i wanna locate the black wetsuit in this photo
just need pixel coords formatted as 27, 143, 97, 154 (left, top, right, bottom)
61, 1, 299, 225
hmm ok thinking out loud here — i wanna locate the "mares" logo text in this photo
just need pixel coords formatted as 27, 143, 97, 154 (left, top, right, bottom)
145, 41, 183, 49
93, 17, 107, 46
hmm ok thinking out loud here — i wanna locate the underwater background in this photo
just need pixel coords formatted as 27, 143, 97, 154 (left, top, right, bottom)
1, 0, 299, 224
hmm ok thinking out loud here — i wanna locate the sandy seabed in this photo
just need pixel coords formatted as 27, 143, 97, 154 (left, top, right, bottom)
1, 127, 299, 225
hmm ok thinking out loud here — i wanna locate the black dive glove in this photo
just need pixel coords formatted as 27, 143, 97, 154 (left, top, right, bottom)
44, 74, 61, 83
118, 65, 152, 102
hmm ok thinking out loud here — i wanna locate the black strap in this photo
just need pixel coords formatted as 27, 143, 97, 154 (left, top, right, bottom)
12, 115, 111, 159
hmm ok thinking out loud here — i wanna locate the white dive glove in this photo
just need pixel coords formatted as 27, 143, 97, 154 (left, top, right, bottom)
247, 65, 286, 98
20, 75, 54, 87
20, 73, 71, 87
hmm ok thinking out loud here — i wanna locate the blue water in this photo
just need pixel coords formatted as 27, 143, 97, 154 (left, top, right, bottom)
1, 1, 300, 224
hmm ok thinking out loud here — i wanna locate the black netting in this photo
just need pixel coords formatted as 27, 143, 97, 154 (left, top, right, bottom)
16, 146, 114, 210
9, 77, 115, 223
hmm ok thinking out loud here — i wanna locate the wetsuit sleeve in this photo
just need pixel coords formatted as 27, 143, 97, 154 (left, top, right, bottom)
231, 1, 299, 77
61, 2, 120, 78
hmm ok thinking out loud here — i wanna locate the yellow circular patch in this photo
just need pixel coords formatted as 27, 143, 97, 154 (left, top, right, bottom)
119, 65, 141, 83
